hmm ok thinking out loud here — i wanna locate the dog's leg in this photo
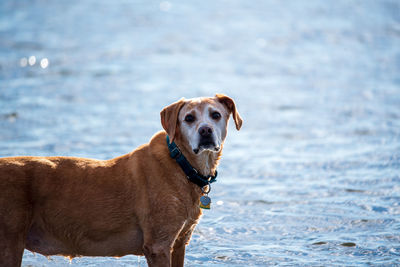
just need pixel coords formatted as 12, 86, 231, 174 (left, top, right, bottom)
171, 227, 194, 267
143, 242, 172, 267
0, 208, 31, 267
0, 174, 32, 267
142, 219, 190, 267
171, 242, 185, 267
0, 232, 26, 267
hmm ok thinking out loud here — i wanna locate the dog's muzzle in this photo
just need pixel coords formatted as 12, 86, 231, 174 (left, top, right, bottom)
193, 126, 219, 154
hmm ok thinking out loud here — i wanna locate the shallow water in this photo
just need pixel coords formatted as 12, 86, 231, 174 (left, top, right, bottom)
1, 0, 400, 266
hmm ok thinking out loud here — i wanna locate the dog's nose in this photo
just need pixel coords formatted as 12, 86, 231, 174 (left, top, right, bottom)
198, 126, 213, 137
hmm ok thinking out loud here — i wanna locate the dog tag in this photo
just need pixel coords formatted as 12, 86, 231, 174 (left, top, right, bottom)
200, 195, 211, 209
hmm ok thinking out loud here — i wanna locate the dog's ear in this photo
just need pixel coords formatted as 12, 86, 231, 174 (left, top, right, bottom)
216, 94, 243, 130
160, 98, 186, 143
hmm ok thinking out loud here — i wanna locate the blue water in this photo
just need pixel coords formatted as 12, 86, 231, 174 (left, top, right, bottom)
1, 0, 400, 266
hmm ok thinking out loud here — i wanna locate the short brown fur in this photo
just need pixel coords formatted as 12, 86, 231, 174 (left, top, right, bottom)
0, 94, 242, 267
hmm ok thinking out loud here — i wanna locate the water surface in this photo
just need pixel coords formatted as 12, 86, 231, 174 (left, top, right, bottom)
1, 0, 399, 266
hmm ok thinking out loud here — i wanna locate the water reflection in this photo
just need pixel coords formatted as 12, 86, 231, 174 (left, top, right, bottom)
20, 57, 28, 67
28, 56, 36, 66
40, 58, 49, 69
19, 56, 49, 69
1, 0, 399, 266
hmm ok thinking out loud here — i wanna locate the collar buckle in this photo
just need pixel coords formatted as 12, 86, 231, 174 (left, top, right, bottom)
170, 146, 181, 159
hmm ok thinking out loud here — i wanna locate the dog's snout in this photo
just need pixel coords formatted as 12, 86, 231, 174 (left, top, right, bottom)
198, 126, 213, 137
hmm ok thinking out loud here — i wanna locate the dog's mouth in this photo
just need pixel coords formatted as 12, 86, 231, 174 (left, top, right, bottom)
193, 140, 220, 154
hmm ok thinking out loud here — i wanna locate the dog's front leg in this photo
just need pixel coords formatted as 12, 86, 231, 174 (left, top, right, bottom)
171, 242, 185, 267
142, 217, 190, 267
171, 225, 195, 267
143, 242, 172, 267
172, 224, 197, 267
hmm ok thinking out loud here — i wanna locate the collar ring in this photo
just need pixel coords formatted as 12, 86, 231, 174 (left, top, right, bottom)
201, 183, 211, 194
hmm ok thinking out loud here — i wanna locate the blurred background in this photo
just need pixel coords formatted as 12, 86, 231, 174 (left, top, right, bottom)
1, 0, 400, 266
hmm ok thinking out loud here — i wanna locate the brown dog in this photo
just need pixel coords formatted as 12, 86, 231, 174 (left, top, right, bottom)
0, 94, 242, 267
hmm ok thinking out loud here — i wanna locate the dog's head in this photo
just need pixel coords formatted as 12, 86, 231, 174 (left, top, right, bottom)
161, 94, 242, 155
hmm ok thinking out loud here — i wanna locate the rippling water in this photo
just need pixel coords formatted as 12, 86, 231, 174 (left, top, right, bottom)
1, 0, 400, 266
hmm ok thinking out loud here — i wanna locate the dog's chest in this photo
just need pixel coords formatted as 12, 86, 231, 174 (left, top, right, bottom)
178, 202, 203, 242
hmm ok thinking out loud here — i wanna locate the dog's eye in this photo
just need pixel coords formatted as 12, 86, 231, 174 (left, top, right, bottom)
184, 114, 195, 123
211, 112, 221, 120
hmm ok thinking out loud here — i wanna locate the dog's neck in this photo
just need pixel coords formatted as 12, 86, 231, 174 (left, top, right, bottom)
178, 142, 222, 177
192, 150, 220, 177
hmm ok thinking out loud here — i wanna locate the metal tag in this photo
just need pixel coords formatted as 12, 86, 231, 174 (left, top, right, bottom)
200, 195, 211, 209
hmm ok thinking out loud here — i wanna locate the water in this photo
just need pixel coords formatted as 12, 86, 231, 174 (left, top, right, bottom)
1, 0, 400, 266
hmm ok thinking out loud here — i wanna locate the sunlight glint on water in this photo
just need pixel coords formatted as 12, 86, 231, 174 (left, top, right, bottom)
0, 0, 399, 266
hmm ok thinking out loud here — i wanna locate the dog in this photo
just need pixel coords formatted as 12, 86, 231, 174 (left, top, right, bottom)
0, 94, 242, 267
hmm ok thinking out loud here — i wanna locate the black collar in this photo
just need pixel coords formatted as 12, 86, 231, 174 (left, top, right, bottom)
166, 135, 217, 188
